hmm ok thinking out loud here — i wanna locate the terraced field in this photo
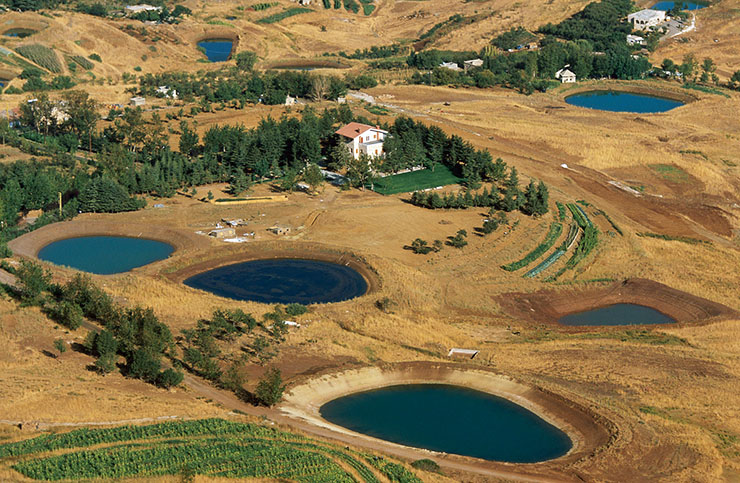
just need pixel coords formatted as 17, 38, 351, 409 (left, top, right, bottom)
0, 419, 421, 482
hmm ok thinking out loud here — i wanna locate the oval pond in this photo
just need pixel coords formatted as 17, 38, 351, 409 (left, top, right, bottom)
198, 39, 233, 62
320, 384, 572, 463
559, 303, 676, 326
652, 1, 706, 10
565, 90, 684, 113
183, 258, 368, 304
3, 28, 37, 38
38, 236, 174, 275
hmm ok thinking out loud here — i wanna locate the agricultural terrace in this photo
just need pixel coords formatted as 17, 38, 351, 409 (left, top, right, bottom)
0, 419, 421, 482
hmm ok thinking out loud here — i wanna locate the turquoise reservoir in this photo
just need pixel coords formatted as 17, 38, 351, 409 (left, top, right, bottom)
320, 384, 572, 463
565, 91, 684, 113
184, 258, 368, 304
198, 39, 233, 62
652, 1, 707, 10
559, 303, 676, 326
38, 236, 173, 275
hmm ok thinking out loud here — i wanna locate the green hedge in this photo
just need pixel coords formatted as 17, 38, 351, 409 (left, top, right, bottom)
502, 222, 563, 271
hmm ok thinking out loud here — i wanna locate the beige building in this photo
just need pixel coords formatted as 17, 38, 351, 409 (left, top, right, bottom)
627, 9, 666, 29
335, 122, 388, 160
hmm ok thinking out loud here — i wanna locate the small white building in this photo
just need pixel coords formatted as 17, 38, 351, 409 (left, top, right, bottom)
627, 34, 646, 46
125, 4, 162, 14
555, 67, 576, 83
463, 58, 483, 72
285, 95, 296, 106
335, 122, 388, 160
129, 96, 146, 107
439, 61, 462, 72
156, 86, 177, 99
627, 9, 666, 29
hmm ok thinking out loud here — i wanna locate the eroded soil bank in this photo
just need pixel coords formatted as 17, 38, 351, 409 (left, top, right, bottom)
498, 278, 737, 327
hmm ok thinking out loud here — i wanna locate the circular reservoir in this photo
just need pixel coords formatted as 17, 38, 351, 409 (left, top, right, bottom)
320, 384, 572, 463
652, 1, 706, 10
565, 90, 684, 113
38, 236, 174, 275
3, 28, 37, 38
559, 303, 676, 326
183, 258, 368, 304
198, 39, 233, 62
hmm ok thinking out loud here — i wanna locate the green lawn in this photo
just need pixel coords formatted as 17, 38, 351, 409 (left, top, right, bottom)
370, 164, 463, 195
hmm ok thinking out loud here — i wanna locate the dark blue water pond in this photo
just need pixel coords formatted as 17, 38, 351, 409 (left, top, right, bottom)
652, 1, 707, 10
184, 258, 368, 304
38, 236, 174, 275
559, 303, 676, 326
565, 91, 684, 113
3, 28, 36, 38
321, 384, 572, 462
198, 39, 233, 62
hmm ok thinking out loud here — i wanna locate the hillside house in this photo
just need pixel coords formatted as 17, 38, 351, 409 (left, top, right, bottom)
285, 95, 296, 106
627, 9, 666, 29
335, 122, 388, 160
268, 225, 291, 235
627, 34, 646, 46
129, 96, 146, 107
439, 61, 462, 71
555, 67, 576, 83
463, 58, 483, 72
125, 4, 161, 15
156, 86, 177, 99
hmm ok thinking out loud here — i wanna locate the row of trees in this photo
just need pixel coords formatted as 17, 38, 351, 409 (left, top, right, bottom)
410, 169, 549, 216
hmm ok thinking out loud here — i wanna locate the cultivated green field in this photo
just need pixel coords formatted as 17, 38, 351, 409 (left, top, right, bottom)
0, 418, 422, 482
371, 165, 463, 195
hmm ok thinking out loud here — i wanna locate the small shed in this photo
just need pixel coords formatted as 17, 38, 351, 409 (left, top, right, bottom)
285, 95, 296, 106
268, 225, 291, 235
129, 96, 146, 107
447, 348, 479, 360
439, 61, 462, 71
209, 227, 236, 239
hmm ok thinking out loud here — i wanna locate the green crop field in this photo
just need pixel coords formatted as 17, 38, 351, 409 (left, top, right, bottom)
0, 418, 422, 482
371, 164, 463, 195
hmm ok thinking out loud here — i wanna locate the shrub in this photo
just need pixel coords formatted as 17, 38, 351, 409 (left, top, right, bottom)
15, 260, 51, 305
257, 7, 311, 24
411, 459, 440, 472
157, 368, 184, 388
285, 303, 308, 317
255, 368, 285, 406
88, 53, 102, 62
47, 300, 84, 330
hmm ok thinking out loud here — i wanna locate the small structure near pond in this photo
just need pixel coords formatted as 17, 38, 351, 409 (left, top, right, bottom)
555, 66, 576, 83
447, 348, 480, 359
268, 225, 291, 235
209, 227, 236, 239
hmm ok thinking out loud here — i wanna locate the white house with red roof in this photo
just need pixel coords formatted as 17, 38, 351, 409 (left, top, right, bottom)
335, 122, 388, 160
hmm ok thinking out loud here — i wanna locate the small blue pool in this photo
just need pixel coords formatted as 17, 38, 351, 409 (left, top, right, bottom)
38, 236, 174, 275
652, 1, 707, 10
198, 39, 233, 62
559, 303, 676, 326
565, 90, 684, 113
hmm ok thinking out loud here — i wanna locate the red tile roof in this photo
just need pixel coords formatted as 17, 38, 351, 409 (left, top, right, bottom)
335, 122, 374, 139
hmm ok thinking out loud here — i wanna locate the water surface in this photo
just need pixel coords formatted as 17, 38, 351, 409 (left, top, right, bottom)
652, 1, 706, 10
320, 384, 572, 463
38, 236, 174, 275
565, 90, 684, 113
559, 303, 676, 326
3, 28, 36, 38
184, 258, 368, 304
198, 39, 233, 62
